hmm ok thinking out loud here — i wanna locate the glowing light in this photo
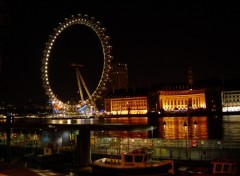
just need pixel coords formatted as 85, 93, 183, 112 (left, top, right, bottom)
41, 14, 112, 112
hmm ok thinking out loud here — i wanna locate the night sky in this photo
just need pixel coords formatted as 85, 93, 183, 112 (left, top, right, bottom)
1, 1, 240, 106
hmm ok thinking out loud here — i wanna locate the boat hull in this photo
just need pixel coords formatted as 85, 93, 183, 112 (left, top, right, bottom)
92, 162, 172, 176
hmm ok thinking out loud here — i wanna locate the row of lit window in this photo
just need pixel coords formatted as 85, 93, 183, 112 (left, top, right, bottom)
162, 99, 202, 106
111, 104, 146, 108
112, 101, 147, 107
224, 95, 240, 98
224, 99, 240, 102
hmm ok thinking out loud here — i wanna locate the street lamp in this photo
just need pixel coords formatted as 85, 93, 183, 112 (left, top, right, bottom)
163, 121, 166, 139
183, 121, 188, 159
151, 126, 154, 148
163, 121, 167, 126
183, 121, 188, 139
183, 121, 188, 127
193, 120, 198, 139
192, 120, 198, 147
151, 126, 154, 138
193, 120, 197, 127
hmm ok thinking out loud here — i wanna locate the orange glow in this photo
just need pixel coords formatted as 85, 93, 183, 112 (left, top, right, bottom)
159, 117, 208, 140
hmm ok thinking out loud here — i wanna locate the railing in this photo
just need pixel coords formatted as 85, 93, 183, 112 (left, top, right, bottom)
1, 137, 240, 161
90, 138, 240, 161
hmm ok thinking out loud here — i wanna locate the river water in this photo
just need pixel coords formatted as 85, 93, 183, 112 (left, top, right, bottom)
1, 114, 239, 142
98, 114, 240, 142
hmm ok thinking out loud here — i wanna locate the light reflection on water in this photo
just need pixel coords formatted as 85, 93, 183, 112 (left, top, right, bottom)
100, 116, 209, 140
50, 118, 98, 125
222, 115, 240, 141
102, 117, 148, 125
159, 116, 209, 140
1, 115, 240, 141
93, 115, 240, 141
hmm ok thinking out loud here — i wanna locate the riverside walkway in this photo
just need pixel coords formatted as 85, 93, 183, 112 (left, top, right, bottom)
91, 138, 240, 162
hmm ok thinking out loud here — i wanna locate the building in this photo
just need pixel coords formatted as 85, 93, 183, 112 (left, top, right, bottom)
104, 96, 148, 115
222, 90, 240, 112
103, 77, 227, 116
104, 87, 148, 115
103, 85, 225, 116
111, 61, 128, 90
158, 89, 206, 112
221, 79, 240, 113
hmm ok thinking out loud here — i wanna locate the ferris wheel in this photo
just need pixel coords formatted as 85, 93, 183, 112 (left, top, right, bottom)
41, 14, 113, 112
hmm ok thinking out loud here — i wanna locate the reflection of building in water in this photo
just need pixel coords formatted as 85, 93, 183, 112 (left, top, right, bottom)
222, 90, 240, 112
159, 89, 206, 111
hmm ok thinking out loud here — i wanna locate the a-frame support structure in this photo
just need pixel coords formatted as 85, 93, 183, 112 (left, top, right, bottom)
70, 63, 91, 102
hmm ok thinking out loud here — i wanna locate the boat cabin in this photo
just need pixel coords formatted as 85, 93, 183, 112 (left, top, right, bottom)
181, 158, 238, 176
121, 149, 152, 166
102, 147, 152, 166
210, 159, 237, 175
92, 147, 174, 175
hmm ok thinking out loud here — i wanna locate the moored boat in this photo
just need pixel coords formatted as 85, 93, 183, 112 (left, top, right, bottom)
179, 158, 238, 176
91, 147, 174, 175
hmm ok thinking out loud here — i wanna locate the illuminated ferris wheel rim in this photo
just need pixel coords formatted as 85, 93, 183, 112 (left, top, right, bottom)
41, 14, 113, 110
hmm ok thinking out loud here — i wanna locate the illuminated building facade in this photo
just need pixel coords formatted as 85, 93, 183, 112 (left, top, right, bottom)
104, 88, 208, 115
103, 85, 229, 115
104, 96, 148, 115
158, 89, 206, 112
102, 69, 240, 115
221, 90, 240, 112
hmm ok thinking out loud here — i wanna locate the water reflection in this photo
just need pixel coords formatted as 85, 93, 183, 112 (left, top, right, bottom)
1, 115, 240, 142
50, 118, 97, 125
159, 116, 209, 140
222, 115, 240, 141
94, 116, 210, 140
102, 117, 148, 125
93, 115, 232, 141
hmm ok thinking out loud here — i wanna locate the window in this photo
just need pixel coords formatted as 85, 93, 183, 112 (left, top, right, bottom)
125, 155, 133, 162
215, 164, 222, 172
223, 164, 230, 172
134, 155, 143, 162
231, 164, 236, 172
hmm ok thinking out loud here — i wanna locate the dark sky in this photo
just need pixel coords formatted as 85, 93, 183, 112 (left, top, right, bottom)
1, 1, 240, 106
